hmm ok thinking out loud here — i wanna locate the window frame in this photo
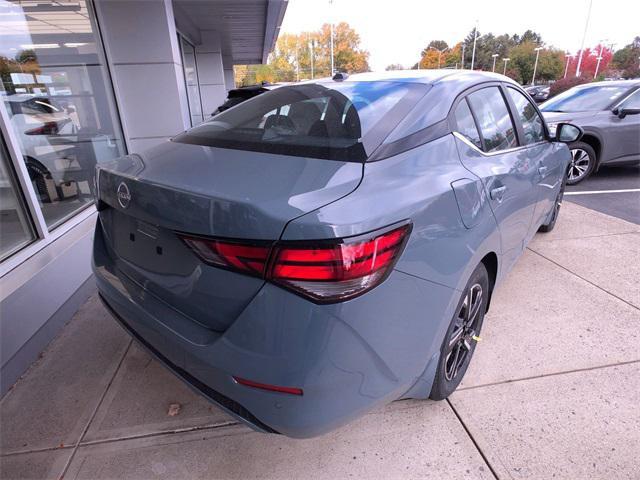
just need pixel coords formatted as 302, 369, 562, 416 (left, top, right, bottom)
0, 0, 126, 277
452, 97, 483, 150
449, 81, 551, 156
503, 85, 550, 146
614, 87, 640, 110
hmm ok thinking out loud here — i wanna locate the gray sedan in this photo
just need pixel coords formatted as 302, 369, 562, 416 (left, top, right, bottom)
94, 70, 580, 437
542, 80, 640, 184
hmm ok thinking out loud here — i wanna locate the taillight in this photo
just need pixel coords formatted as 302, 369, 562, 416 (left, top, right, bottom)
270, 224, 411, 302
178, 222, 411, 303
179, 237, 271, 277
24, 121, 60, 135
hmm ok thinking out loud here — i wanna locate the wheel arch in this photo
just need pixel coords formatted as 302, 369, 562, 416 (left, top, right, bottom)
480, 252, 498, 312
579, 133, 602, 168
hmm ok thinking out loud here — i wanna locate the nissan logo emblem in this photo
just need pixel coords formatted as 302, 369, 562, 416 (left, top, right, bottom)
117, 182, 131, 209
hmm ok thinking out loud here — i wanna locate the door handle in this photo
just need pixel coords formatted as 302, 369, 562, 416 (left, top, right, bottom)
490, 185, 507, 201
538, 165, 548, 176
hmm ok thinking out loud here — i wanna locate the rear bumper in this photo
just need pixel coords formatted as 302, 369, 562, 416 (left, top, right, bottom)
99, 293, 277, 434
93, 221, 458, 438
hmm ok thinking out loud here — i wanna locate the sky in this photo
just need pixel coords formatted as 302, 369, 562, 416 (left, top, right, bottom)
280, 0, 639, 71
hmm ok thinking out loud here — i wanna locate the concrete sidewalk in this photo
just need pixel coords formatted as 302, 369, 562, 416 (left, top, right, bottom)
1, 203, 639, 480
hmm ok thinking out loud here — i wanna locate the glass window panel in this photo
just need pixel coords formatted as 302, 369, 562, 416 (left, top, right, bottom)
453, 99, 482, 149
507, 87, 545, 145
0, 0, 125, 229
179, 36, 203, 126
0, 137, 36, 261
467, 87, 518, 153
620, 90, 640, 109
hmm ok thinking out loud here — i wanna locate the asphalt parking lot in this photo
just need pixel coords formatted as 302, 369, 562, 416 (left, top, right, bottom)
1, 200, 639, 480
565, 165, 640, 224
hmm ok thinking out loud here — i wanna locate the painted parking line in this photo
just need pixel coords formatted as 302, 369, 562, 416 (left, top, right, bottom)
565, 188, 640, 196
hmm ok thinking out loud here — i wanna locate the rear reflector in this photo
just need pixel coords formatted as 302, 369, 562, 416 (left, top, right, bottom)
233, 376, 303, 396
178, 222, 411, 303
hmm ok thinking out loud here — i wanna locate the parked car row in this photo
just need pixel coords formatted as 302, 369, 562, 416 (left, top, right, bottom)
525, 85, 550, 103
540, 79, 640, 184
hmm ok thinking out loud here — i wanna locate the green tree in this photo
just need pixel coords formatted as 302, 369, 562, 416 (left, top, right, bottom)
507, 42, 563, 84
517, 30, 543, 46
612, 36, 640, 78
320, 22, 370, 74
263, 22, 369, 82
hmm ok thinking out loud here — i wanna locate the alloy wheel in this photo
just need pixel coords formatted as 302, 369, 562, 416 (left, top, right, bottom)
444, 283, 483, 382
568, 148, 591, 182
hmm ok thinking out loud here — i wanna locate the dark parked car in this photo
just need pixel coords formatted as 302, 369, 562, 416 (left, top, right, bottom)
541, 79, 640, 184
212, 82, 282, 115
93, 70, 580, 438
525, 85, 550, 103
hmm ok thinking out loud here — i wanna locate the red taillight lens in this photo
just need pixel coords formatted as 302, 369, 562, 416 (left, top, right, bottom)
270, 224, 411, 302
24, 121, 60, 136
179, 236, 271, 276
178, 223, 411, 303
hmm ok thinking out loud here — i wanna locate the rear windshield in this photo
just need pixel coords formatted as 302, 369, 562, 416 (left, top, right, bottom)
173, 81, 427, 161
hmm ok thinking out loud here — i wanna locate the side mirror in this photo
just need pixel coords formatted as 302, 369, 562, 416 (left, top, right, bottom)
555, 123, 583, 143
613, 107, 640, 119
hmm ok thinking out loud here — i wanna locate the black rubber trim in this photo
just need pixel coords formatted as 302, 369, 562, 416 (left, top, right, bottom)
98, 294, 279, 434
367, 119, 451, 162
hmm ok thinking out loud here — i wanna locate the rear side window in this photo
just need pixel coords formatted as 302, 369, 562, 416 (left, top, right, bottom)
453, 99, 482, 148
507, 87, 545, 144
173, 82, 427, 162
467, 87, 517, 153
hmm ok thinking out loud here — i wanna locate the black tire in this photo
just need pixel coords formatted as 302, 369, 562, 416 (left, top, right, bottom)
430, 263, 489, 401
567, 141, 596, 185
26, 158, 54, 203
539, 171, 567, 233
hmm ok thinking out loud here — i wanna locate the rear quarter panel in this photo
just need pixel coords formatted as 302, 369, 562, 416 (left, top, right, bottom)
282, 134, 502, 293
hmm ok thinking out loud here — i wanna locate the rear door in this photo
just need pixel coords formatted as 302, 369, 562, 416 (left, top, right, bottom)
505, 86, 567, 236
452, 84, 538, 274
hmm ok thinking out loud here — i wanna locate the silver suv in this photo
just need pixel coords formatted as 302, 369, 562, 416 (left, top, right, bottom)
541, 80, 640, 184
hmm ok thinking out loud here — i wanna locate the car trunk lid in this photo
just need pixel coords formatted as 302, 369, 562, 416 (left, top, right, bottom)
97, 141, 362, 331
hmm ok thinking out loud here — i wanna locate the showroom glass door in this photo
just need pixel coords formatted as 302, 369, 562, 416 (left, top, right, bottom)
178, 35, 204, 126
0, 0, 125, 230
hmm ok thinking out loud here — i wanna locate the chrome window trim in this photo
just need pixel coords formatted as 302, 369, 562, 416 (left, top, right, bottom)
452, 131, 534, 156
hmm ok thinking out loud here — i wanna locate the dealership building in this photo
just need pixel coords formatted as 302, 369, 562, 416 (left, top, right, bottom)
0, 0, 288, 395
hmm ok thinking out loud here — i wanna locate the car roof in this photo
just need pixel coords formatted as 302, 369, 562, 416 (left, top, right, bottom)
574, 79, 640, 88
309, 69, 519, 87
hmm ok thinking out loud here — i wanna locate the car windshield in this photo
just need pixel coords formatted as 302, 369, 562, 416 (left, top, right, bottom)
541, 85, 629, 112
173, 81, 428, 162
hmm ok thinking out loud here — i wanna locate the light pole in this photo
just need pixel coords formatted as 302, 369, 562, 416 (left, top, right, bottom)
491, 53, 499, 72
309, 39, 315, 79
470, 22, 479, 70
593, 40, 607, 78
576, 0, 593, 76
329, 0, 335, 76
502, 57, 510, 75
531, 46, 543, 85
564, 53, 572, 78
461, 44, 465, 69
